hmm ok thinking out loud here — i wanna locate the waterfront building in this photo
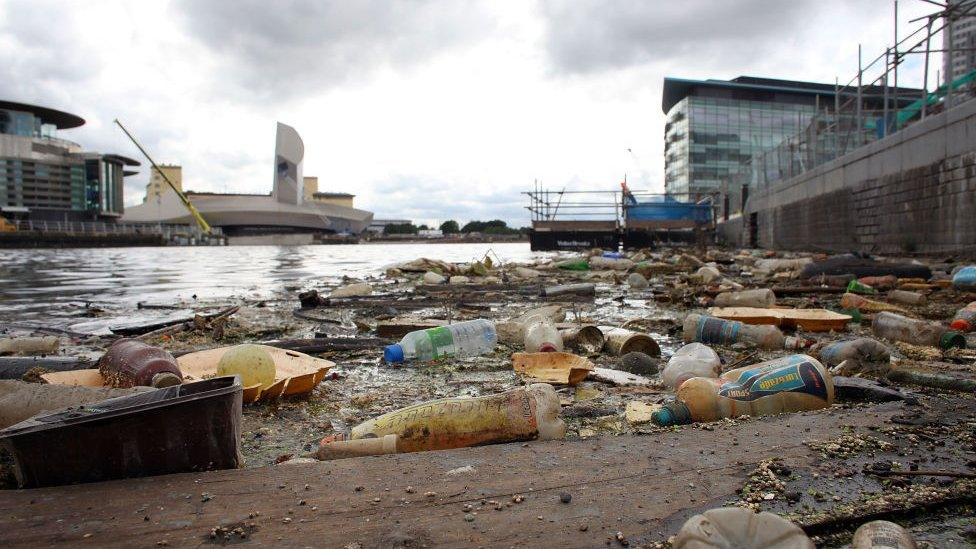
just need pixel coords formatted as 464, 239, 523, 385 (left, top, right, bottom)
144, 165, 182, 203
0, 100, 139, 222
662, 76, 920, 197
123, 122, 373, 236
944, 0, 976, 87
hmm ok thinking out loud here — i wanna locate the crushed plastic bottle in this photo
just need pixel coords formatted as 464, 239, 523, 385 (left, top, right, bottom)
847, 279, 878, 295
662, 343, 722, 389
652, 355, 834, 426
872, 312, 965, 350
316, 383, 565, 459
97, 338, 183, 388
713, 289, 776, 308
840, 293, 908, 314
950, 301, 976, 332
384, 319, 497, 363
682, 313, 785, 350
886, 289, 926, 306
673, 507, 815, 549
811, 337, 890, 375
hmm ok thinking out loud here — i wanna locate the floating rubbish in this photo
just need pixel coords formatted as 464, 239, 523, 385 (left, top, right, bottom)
840, 293, 909, 314
683, 313, 784, 350
512, 352, 593, 385
0, 336, 60, 356
662, 342, 721, 390
713, 289, 775, 308
693, 266, 722, 284
886, 369, 976, 392
1, 377, 242, 488
216, 344, 276, 390
616, 351, 658, 376
588, 256, 633, 270
952, 265, 976, 289
587, 367, 653, 386
653, 354, 834, 426
540, 283, 595, 297
315, 384, 564, 460
559, 325, 605, 354
847, 279, 878, 295
707, 307, 851, 332
811, 337, 891, 375
626, 272, 649, 289
384, 319, 497, 363
950, 301, 976, 332
600, 327, 661, 356
886, 289, 926, 306
673, 507, 814, 549
800, 254, 931, 279
872, 312, 965, 350
851, 520, 917, 549
0, 380, 152, 429
857, 275, 897, 290
423, 271, 446, 284
624, 401, 658, 425
98, 338, 183, 389
523, 314, 564, 353
329, 282, 372, 298
555, 258, 589, 271
755, 258, 813, 273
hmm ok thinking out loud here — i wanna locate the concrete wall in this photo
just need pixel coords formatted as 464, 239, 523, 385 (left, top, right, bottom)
718, 98, 976, 254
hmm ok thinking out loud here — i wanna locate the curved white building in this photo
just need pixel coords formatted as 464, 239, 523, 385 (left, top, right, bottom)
123, 122, 373, 236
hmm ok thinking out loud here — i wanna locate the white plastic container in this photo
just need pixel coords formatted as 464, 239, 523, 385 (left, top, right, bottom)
674, 507, 814, 548
523, 314, 564, 353
662, 343, 721, 389
384, 319, 497, 363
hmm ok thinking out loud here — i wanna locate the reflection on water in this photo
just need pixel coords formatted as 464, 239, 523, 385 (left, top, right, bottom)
0, 242, 537, 321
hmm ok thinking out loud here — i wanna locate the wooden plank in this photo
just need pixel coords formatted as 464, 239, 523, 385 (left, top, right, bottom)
0, 404, 904, 548
708, 307, 851, 332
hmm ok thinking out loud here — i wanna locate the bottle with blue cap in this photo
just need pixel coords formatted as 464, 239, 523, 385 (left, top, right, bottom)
384, 319, 497, 363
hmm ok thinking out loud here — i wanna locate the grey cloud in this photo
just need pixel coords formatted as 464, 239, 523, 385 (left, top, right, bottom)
368, 175, 527, 226
538, 0, 860, 75
174, 0, 497, 101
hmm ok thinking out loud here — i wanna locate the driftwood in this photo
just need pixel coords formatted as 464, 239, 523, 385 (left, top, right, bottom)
0, 356, 92, 379
133, 306, 241, 340
886, 369, 976, 392
258, 338, 390, 354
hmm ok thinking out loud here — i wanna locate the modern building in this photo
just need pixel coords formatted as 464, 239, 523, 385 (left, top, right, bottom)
303, 176, 356, 208
662, 76, 919, 197
0, 100, 139, 222
144, 164, 182, 203
123, 122, 373, 236
944, 0, 976, 86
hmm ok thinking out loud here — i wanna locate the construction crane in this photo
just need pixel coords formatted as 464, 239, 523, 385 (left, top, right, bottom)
114, 119, 212, 234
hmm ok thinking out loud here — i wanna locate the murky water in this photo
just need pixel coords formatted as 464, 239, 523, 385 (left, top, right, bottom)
0, 242, 539, 322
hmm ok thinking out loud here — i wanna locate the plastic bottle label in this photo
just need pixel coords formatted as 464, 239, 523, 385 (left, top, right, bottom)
718, 358, 828, 402
696, 317, 740, 344
424, 327, 456, 358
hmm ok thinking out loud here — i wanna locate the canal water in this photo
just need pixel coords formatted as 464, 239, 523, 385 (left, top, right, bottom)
0, 242, 538, 323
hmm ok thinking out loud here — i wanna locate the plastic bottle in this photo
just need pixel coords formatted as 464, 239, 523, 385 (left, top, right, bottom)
847, 279, 878, 295
713, 289, 776, 308
886, 289, 926, 306
871, 312, 965, 350
673, 507, 815, 549
682, 313, 785, 350
851, 520, 917, 549
523, 314, 564, 353
662, 343, 722, 389
652, 355, 834, 426
952, 265, 976, 289
555, 258, 590, 271
0, 336, 60, 356
811, 337, 890, 368
384, 319, 497, 363
97, 338, 183, 388
858, 275, 897, 290
840, 293, 908, 314
950, 301, 976, 332
316, 383, 565, 459
693, 266, 722, 284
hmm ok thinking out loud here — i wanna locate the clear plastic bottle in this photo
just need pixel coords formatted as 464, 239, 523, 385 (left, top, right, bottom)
851, 520, 917, 549
662, 342, 722, 389
871, 312, 965, 350
652, 354, 834, 426
811, 337, 890, 371
950, 301, 976, 332
523, 314, 564, 353
383, 319, 497, 363
886, 289, 926, 306
674, 507, 815, 549
682, 313, 785, 350
713, 289, 776, 308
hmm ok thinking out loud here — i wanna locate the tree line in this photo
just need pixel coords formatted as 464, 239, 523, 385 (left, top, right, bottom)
383, 219, 527, 235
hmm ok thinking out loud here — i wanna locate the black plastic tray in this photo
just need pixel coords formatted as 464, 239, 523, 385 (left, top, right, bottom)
0, 376, 243, 488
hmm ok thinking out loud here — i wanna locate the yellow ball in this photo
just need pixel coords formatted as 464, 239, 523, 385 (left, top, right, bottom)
217, 344, 276, 390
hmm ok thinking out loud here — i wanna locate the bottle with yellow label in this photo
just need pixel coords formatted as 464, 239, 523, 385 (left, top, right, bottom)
652, 355, 834, 426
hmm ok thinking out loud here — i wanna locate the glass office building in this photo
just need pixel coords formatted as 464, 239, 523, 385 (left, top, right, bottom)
663, 77, 837, 197
0, 100, 138, 221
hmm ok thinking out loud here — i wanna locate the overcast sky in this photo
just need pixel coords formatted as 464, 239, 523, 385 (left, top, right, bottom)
0, 0, 937, 227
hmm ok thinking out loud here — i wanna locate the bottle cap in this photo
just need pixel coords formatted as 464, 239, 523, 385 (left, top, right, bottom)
939, 331, 966, 350
950, 319, 971, 332
150, 372, 183, 388
651, 402, 692, 427
383, 344, 405, 363
538, 343, 559, 352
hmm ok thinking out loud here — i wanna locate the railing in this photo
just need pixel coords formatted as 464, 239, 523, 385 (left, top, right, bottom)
523, 188, 716, 228
8, 219, 221, 240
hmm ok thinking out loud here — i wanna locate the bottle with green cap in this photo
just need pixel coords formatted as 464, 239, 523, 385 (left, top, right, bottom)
871, 312, 966, 350
846, 279, 878, 295
383, 319, 497, 363
652, 354, 834, 426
